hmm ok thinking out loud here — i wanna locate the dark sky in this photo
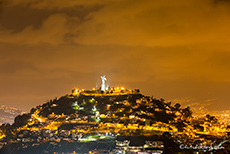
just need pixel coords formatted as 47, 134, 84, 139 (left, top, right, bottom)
0, 0, 230, 112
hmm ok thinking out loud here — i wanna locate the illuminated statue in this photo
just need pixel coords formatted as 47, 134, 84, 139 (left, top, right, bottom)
101, 75, 107, 91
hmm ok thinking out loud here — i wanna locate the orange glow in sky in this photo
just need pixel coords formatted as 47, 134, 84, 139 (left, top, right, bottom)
0, 0, 230, 111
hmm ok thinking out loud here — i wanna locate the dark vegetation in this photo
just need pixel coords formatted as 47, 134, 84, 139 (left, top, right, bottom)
0, 92, 225, 154
0, 93, 205, 136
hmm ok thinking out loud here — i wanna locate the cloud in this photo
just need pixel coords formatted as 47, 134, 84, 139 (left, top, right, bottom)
6, 0, 107, 9
0, 0, 230, 48
1, 0, 230, 111
0, 13, 73, 45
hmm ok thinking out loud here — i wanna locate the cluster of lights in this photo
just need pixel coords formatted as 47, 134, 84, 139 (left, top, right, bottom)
111, 87, 125, 91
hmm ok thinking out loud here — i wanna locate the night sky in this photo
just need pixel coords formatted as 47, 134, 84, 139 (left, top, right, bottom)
0, 0, 230, 112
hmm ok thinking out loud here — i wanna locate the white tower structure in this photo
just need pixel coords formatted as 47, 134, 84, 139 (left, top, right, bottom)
101, 75, 107, 91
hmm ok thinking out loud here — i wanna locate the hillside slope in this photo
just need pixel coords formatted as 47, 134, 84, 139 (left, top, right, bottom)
0, 91, 229, 153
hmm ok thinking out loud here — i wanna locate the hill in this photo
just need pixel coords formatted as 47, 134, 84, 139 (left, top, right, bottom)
0, 105, 23, 125
0, 87, 229, 154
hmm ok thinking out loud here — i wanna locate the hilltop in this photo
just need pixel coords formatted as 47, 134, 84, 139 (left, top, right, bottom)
0, 77, 230, 153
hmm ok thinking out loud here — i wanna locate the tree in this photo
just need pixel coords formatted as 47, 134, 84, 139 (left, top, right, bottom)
0, 123, 14, 139
206, 114, 218, 123
84, 100, 94, 112
174, 103, 181, 111
182, 107, 192, 119
30, 107, 36, 114
13, 113, 31, 128
174, 120, 186, 132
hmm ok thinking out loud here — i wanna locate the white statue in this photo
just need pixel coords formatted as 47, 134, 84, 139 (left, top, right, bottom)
101, 75, 107, 91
